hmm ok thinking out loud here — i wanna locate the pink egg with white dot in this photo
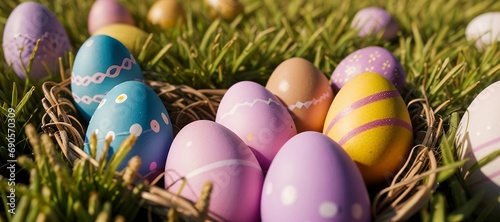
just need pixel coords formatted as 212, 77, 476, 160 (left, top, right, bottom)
84, 81, 174, 181
165, 120, 263, 222
261, 132, 370, 222
331, 46, 405, 93
216, 81, 297, 171
455, 80, 500, 218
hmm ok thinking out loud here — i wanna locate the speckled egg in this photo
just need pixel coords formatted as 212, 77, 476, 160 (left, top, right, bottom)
165, 120, 263, 222
147, 0, 185, 28
466, 12, 500, 50
2, 2, 71, 80
455, 80, 500, 218
323, 72, 413, 185
71, 35, 143, 122
87, 0, 135, 34
262, 132, 370, 222
92, 24, 153, 59
351, 6, 399, 40
266, 57, 334, 133
84, 81, 174, 181
331, 46, 405, 93
216, 81, 297, 171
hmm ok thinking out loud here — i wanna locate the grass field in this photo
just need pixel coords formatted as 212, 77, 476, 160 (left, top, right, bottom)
1, 0, 499, 221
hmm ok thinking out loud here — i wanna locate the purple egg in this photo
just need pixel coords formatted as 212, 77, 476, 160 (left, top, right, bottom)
351, 6, 399, 40
2, 2, 71, 80
331, 46, 405, 93
88, 0, 135, 34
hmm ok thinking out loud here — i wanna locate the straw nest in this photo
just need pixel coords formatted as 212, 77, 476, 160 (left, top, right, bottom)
40, 78, 445, 221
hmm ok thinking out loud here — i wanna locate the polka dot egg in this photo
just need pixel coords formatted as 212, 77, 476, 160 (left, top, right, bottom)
261, 132, 370, 221
84, 81, 174, 181
455, 80, 500, 218
331, 46, 405, 93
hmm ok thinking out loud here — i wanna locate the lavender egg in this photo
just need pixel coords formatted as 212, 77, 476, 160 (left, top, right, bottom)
2, 2, 71, 80
331, 46, 405, 93
88, 0, 135, 34
261, 132, 370, 222
351, 6, 399, 40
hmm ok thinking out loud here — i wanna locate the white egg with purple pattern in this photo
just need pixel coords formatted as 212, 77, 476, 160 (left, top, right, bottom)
71, 34, 143, 122
84, 81, 173, 181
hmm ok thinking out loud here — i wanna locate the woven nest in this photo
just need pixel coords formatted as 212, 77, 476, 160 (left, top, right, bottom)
41, 78, 445, 221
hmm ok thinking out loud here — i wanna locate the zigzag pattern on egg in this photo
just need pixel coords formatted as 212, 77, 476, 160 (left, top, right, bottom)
287, 89, 331, 110
218, 98, 283, 120
72, 93, 105, 104
71, 54, 137, 86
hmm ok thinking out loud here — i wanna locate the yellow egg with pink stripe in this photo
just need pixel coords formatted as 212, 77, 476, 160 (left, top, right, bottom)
323, 72, 413, 185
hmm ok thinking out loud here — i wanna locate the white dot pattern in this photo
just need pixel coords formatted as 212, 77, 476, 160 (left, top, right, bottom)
161, 113, 169, 125
319, 201, 338, 218
129, 124, 142, 137
265, 182, 273, 196
106, 131, 115, 140
281, 185, 297, 205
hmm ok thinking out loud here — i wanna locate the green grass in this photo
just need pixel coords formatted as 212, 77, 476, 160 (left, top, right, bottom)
1, 0, 499, 221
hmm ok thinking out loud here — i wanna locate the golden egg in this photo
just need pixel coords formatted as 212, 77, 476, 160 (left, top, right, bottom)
205, 0, 244, 21
147, 0, 185, 28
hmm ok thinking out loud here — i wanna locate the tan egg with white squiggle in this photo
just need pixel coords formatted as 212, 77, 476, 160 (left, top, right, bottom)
266, 57, 334, 132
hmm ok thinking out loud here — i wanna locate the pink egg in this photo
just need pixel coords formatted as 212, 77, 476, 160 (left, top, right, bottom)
456, 80, 500, 217
216, 81, 297, 171
164, 120, 263, 222
261, 132, 370, 222
331, 46, 405, 93
351, 6, 399, 40
88, 0, 135, 34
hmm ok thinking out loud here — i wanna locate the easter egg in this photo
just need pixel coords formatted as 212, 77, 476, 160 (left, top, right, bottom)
455, 80, 500, 217
2, 1, 71, 80
262, 132, 370, 222
323, 72, 413, 185
87, 0, 135, 34
331, 46, 405, 93
71, 35, 143, 122
466, 12, 500, 50
84, 81, 174, 181
351, 6, 399, 40
266, 57, 334, 133
93, 24, 153, 60
147, 0, 185, 28
216, 81, 297, 171
205, 0, 244, 21
165, 120, 263, 222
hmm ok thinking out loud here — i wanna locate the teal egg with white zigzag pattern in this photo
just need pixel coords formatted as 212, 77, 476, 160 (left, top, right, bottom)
71, 34, 143, 122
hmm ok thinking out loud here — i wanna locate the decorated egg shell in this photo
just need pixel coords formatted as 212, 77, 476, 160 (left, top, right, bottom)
205, 0, 244, 21
165, 120, 262, 222
88, 0, 135, 34
323, 72, 413, 185
216, 81, 297, 171
262, 131, 370, 222
455, 80, 500, 218
266, 57, 334, 133
84, 81, 174, 181
331, 46, 405, 93
93, 24, 154, 60
2, 1, 71, 80
351, 6, 399, 40
147, 0, 185, 28
466, 12, 500, 50
71, 34, 143, 122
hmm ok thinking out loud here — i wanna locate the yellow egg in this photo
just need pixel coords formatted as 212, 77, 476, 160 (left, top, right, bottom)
205, 0, 244, 21
93, 24, 153, 60
323, 72, 413, 185
147, 0, 185, 28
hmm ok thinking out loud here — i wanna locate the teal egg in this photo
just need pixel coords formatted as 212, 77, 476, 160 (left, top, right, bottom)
71, 35, 143, 122
84, 81, 173, 181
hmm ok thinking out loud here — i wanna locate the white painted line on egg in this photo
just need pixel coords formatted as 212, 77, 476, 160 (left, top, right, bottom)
218, 98, 282, 120
185, 159, 261, 179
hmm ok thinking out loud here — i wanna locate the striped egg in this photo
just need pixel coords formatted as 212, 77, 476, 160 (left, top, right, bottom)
323, 72, 413, 185
455, 80, 500, 218
164, 120, 263, 222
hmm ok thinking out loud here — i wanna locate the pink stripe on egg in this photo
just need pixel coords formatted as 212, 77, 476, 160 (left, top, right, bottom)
337, 118, 412, 145
469, 170, 500, 188
473, 136, 500, 153
324, 90, 400, 135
